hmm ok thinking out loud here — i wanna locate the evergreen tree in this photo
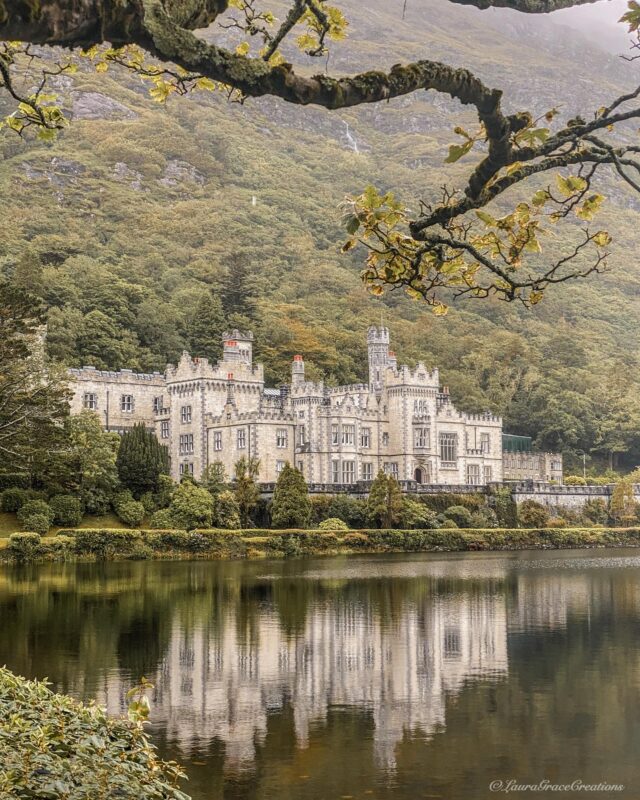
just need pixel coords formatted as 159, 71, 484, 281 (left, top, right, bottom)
610, 478, 637, 526
366, 471, 403, 528
202, 461, 227, 496
213, 490, 241, 529
234, 456, 260, 527
271, 464, 311, 529
168, 481, 214, 529
0, 281, 70, 486
116, 423, 170, 498
13, 247, 43, 294
65, 412, 120, 513
185, 291, 225, 362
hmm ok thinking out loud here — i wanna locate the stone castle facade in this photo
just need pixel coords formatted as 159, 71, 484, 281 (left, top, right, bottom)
69, 326, 504, 486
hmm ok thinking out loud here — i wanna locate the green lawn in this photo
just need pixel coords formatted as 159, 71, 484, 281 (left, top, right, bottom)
0, 512, 130, 538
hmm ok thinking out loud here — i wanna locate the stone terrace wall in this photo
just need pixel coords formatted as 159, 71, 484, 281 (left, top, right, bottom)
258, 480, 640, 509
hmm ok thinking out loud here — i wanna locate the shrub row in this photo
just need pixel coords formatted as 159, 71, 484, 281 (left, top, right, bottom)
0, 667, 188, 800
4, 526, 640, 563
0, 473, 30, 490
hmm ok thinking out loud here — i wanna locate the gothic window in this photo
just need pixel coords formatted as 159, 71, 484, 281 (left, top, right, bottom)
480, 432, 491, 453
237, 428, 246, 449
414, 399, 428, 414
414, 427, 430, 449
382, 432, 389, 446
161, 420, 170, 439
179, 463, 194, 477
297, 425, 306, 446
484, 465, 493, 483
121, 395, 133, 412
439, 433, 458, 463
213, 432, 222, 451
179, 434, 194, 455
360, 427, 371, 448
83, 392, 97, 410
466, 464, 481, 485
276, 428, 288, 448
342, 460, 355, 484
181, 405, 192, 424
361, 462, 373, 481
298, 461, 304, 473
341, 424, 355, 445
153, 396, 162, 414
331, 424, 339, 445
384, 462, 399, 478
276, 460, 286, 475
332, 460, 340, 483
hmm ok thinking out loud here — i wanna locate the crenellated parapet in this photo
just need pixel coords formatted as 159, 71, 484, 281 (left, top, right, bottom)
68, 366, 165, 385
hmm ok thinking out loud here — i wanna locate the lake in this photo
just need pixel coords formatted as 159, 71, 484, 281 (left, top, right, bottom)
1, 550, 638, 799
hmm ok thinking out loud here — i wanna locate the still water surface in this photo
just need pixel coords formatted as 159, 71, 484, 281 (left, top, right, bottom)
1, 550, 639, 799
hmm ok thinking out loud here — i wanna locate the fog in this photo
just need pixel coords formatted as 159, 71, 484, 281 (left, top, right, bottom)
552, 0, 632, 52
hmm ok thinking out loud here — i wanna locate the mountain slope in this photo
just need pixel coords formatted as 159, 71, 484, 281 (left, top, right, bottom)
1, 0, 639, 469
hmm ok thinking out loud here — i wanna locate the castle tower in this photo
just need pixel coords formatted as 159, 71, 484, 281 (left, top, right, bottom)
222, 330, 253, 365
291, 354, 305, 385
367, 325, 390, 393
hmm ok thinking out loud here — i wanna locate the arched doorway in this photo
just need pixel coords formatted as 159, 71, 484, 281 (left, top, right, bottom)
414, 467, 425, 484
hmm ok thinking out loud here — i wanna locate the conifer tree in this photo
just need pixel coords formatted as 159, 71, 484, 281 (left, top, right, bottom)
234, 456, 260, 528
213, 490, 241, 529
271, 464, 311, 529
116, 423, 170, 499
366, 471, 403, 529
203, 461, 227, 496
185, 292, 225, 362
610, 478, 638, 526
13, 248, 43, 295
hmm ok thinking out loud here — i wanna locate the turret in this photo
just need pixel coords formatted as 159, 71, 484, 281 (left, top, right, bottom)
367, 325, 390, 393
291, 354, 305, 385
222, 330, 253, 365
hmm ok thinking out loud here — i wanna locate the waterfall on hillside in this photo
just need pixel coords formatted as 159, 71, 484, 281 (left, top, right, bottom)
343, 120, 360, 154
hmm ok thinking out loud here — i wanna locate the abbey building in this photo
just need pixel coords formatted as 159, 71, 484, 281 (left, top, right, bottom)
68, 326, 504, 486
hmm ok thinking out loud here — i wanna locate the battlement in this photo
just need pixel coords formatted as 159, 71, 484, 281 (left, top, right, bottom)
386, 363, 439, 387
68, 367, 165, 385
367, 325, 390, 345
328, 383, 369, 394
166, 351, 263, 383
464, 412, 502, 424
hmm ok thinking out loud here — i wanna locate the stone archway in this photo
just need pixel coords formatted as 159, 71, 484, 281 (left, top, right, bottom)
414, 467, 426, 484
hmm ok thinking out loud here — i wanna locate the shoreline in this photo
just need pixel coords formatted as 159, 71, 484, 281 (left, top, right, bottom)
2, 526, 640, 565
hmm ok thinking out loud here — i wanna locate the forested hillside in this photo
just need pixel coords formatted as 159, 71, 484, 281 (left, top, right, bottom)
1, 0, 639, 471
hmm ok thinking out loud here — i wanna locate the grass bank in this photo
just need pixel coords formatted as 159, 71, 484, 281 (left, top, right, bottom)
2, 526, 640, 565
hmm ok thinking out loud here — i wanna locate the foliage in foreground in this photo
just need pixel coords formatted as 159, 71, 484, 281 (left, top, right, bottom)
0, 667, 189, 800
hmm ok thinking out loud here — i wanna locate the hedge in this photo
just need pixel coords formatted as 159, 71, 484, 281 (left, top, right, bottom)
0, 667, 189, 800
3, 526, 640, 564
0, 472, 30, 490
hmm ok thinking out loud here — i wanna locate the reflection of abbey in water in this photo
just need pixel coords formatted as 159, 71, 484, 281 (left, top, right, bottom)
98, 591, 508, 771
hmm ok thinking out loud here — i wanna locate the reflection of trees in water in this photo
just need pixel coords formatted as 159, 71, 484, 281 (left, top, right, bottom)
1, 557, 640, 797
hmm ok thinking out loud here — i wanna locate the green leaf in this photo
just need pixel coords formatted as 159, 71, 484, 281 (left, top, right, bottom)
445, 140, 473, 163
